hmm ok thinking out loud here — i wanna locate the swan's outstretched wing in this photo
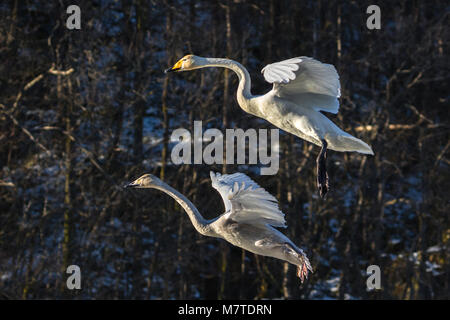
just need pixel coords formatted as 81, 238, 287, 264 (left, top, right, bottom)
262, 57, 340, 114
210, 172, 286, 228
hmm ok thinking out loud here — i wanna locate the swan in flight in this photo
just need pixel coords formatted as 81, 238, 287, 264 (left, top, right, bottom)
126, 171, 313, 283
165, 55, 374, 198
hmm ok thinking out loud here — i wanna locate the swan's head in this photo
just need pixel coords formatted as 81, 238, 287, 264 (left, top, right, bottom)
125, 174, 163, 189
165, 54, 203, 73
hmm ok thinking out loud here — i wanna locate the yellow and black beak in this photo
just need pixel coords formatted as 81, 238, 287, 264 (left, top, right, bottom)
164, 59, 183, 73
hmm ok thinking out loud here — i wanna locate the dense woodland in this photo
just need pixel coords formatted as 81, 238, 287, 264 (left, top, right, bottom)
0, 0, 448, 299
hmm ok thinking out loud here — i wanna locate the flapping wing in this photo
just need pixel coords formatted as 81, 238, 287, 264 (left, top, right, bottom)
210, 171, 286, 228
262, 57, 341, 114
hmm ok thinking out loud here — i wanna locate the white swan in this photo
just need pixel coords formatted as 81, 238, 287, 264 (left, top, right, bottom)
166, 55, 374, 197
126, 171, 312, 283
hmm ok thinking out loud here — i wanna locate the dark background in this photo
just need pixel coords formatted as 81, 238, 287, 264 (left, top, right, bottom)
0, 0, 448, 299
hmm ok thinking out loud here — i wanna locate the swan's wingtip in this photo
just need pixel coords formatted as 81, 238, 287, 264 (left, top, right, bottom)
210, 171, 219, 182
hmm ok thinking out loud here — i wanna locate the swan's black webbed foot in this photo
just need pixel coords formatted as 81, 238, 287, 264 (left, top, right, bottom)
316, 139, 329, 198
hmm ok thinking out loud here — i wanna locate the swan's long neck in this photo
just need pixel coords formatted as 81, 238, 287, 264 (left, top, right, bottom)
152, 183, 215, 236
200, 57, 253, 111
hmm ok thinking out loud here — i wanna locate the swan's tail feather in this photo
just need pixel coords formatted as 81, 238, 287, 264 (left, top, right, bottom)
330, 134, 374, 155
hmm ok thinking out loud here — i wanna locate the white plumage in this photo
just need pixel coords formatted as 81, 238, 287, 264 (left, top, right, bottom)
166, 54, 374, 197
127, 172, 312, 283
210, 171, 286, 228
263, 57, 341, 114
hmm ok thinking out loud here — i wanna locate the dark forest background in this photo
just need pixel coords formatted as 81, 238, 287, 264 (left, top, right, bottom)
0, 0, 448, 299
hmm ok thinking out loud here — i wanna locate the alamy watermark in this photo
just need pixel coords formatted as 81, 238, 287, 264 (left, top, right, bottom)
66, 5, 81, 30
170, 121, 279, 175
366, 5, 381, 30
66, 265, 81, 290
65, 5, 379, 31
366, 265, 381, 290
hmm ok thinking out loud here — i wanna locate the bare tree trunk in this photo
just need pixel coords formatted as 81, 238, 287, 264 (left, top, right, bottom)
132, 2, 145, 161
59, 55, 73, 296
222, 0, 232, 175
160, 1, 172, 180
313, 0, 321, 57
218, 0, 233, 300
336, 2, 342, 66
266, 0, 275, 61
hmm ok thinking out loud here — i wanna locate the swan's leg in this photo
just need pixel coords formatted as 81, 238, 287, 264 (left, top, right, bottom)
316, 139, 329, 198
296, 263, 309, 284
277, 242, 312, 284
